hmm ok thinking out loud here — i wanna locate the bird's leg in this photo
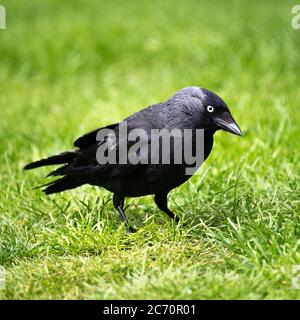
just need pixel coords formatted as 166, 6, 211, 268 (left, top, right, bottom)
154, 193, 179, 222
113, 194, 136, 233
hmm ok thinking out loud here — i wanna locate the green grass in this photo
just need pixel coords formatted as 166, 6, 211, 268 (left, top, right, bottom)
1, 0, 300, 299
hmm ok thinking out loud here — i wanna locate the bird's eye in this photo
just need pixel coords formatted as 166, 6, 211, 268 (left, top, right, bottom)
206, 105, 214, 113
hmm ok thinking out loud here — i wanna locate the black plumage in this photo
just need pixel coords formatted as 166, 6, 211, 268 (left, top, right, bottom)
24, 86, 242, 232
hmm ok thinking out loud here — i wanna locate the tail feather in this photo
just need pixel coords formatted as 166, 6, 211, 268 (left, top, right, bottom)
47, 164, 93, 177
42, 176, 84, 195
24, 151, 77, 170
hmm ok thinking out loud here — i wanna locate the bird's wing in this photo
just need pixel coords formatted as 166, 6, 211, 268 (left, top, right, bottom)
73, 122, 119, 149
49, 120, 151, 178
74, 102, 166, 149
50, 104, 166, 178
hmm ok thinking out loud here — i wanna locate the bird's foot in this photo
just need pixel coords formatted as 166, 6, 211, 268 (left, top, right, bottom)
173, 215, 180, 223
127, 226, 137, 234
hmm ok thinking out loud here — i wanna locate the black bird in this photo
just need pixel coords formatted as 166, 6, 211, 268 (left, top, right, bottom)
24, 87, 242, 232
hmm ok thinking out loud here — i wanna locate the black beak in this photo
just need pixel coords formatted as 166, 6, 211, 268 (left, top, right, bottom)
215, 112, 242, 136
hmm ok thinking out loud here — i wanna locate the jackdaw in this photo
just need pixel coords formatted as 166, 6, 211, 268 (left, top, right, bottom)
24, 86, 242, 232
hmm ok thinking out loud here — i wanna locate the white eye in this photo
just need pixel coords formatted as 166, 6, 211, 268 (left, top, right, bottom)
206, 105, 214, 113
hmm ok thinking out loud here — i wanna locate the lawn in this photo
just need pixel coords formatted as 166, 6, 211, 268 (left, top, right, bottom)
0, 0, 300, 299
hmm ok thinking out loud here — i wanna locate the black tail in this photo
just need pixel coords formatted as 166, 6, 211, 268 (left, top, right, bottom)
42, 176, 85, 195
24, 151, 77, 170
24, 150, 86, 194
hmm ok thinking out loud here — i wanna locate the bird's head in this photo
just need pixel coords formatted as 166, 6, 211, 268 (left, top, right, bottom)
170, 86, 242, 136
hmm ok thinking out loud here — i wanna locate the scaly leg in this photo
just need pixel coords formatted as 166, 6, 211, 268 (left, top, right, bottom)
154, 193, 179, 222
113, 194, 136, 233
